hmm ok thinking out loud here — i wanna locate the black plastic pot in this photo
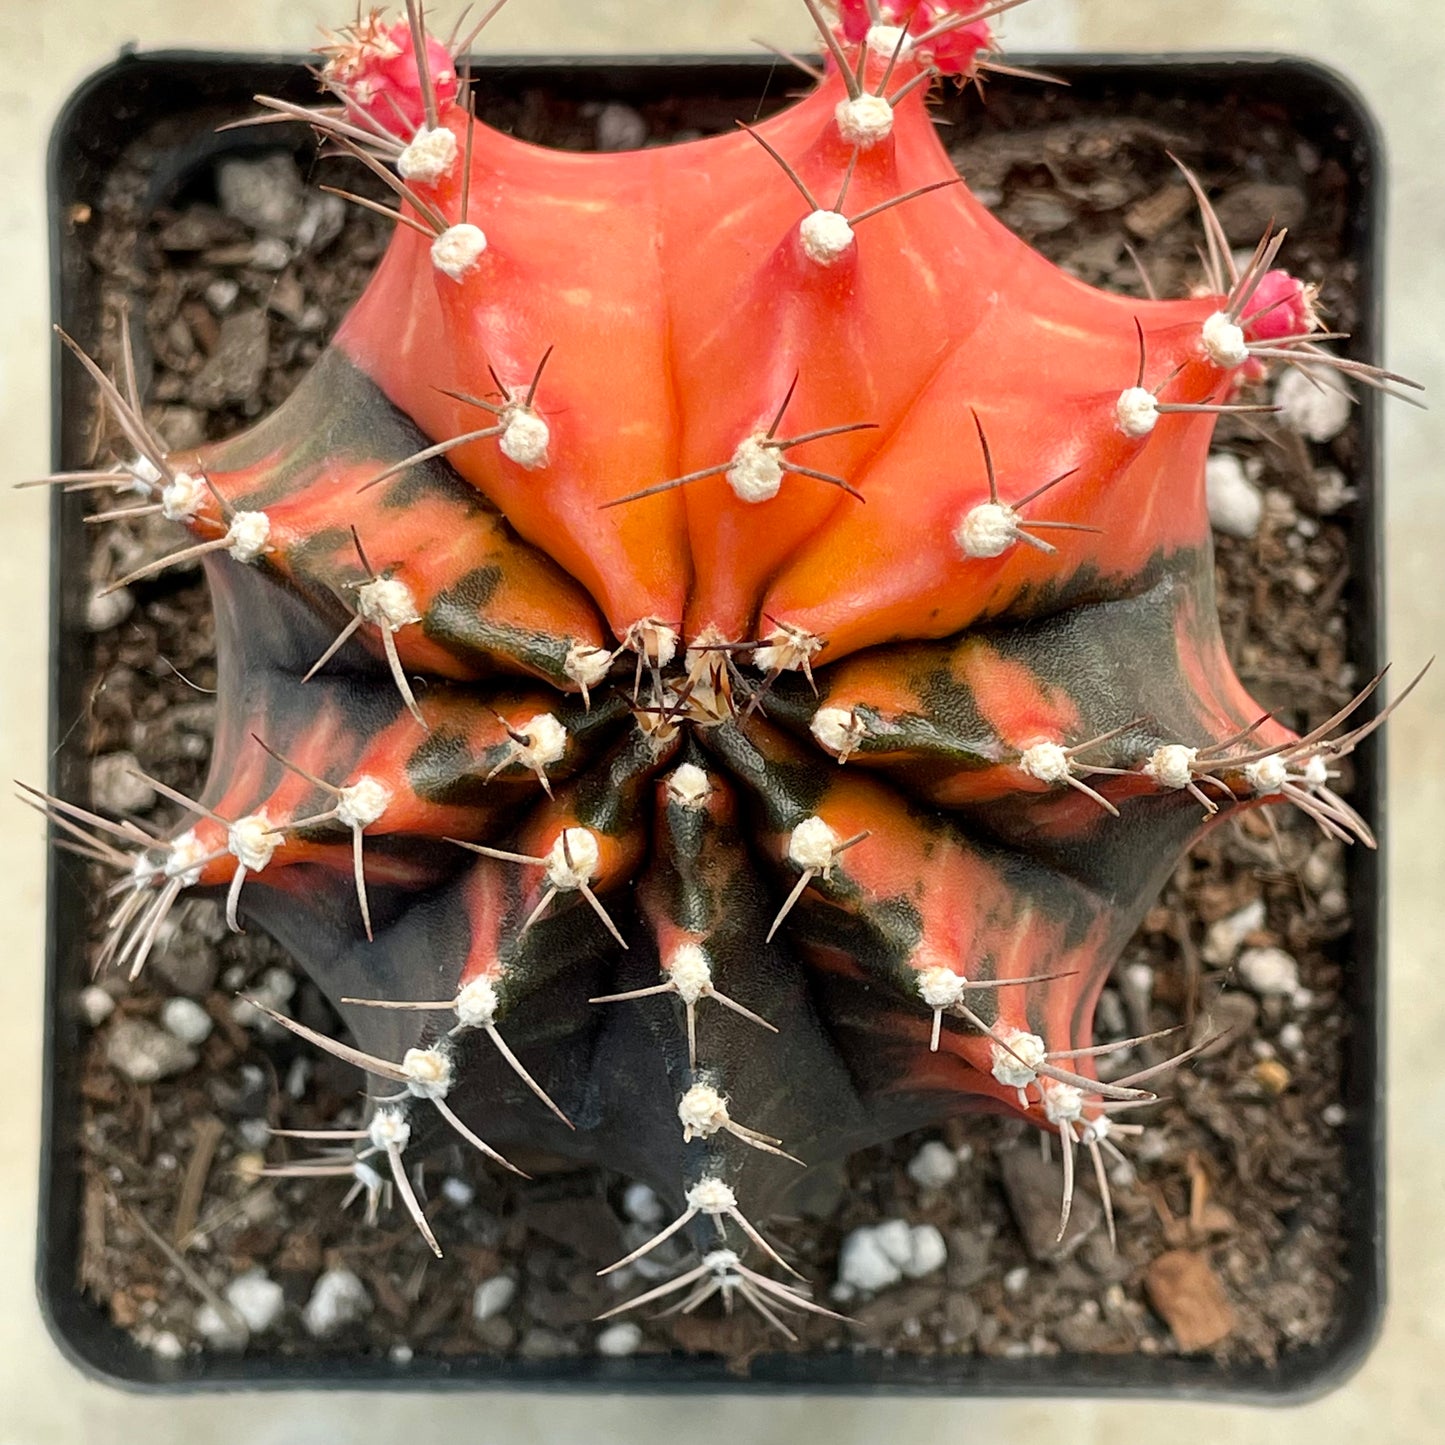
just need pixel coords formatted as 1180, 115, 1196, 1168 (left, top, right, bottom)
40, 49, 1387, 1398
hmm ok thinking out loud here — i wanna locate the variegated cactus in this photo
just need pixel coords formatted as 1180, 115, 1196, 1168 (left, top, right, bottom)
33, 0, 1420, 1335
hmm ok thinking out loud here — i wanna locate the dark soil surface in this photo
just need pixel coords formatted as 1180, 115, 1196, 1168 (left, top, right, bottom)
56, 64, 1370, 1375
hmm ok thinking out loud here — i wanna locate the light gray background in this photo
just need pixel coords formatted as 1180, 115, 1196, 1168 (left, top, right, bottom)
2, 3, 1440, 1441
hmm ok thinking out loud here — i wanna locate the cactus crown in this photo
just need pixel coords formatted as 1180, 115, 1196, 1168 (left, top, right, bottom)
32, 0, 1421, 1338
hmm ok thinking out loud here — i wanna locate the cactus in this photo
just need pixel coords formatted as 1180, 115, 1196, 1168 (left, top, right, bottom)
32, 0, 1421, 1336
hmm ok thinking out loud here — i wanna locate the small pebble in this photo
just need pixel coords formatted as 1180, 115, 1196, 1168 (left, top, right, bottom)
231, 965, 297, 1027
150, 1330, 184, 1360
596, 1321, 644, 1357
390, 1342, 414, 1365
106, 1016, 197, 1083
78, 985, 115, 1027
284, 1056, 311, 1099
237, 1117, 271, 1149
1302, 841, 1343, 893
1236, 945, 1300, 998
837, 1222, 907, 1294
1314, 467, 1357, 514
302, 1268, 372, 1337
85, 587, 134, 633
193, 1301, 248, 1351
472, 1275, 517, 1323
1277, 1022, 1304, 1053
1322, 1103, 1347, 1127
621, 1181, 664, 1225
161, 996, 214, 1047
1003, 1265, 1030, 1296
1275, 367, 1353, 443
249, 236, 291, 271
594, 103, 648, 151
441, 1176, 475, 1207
1201, 898, 1266, 966
1253, 1058, 1292, 1095
1205, 453, 1263, 539
216, 153, 305, 235
205, 278, 239, 313
225, 1268, 285, 1333
90, 751, 156, 814
901, 1224, 948, 1279
1121, 960, 1153, 1002
906, 1139, 959, 1191
295, 192, 348, 253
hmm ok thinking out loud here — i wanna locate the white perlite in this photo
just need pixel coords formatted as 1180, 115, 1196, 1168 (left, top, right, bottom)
1115, 386, 1159, 438
161, 996, 214, 1047
1201, 898, 1267, 966
398, 125, 458, 183
1275, 366, 1352, 443
224, 1269, 285, 1333
193, 1301, 248, 1351
906, 1140, 959, 1191
799, 209, 855, 266
622, 1181, 664, 1225
106, 1017, 197, 1084
441, 1176, 474, 1207
1205, 452, 1263, 539
78, 985, 116, 1027
472, 1275, 517, 1322
597, 1321, 644, 1357
726, 434, 785, 503
431, 222, 488, 281
1236, 946, 1300, 998
837, 1220, 948, 1295
302, 1268, 372, 1337
835, 92, 895, 148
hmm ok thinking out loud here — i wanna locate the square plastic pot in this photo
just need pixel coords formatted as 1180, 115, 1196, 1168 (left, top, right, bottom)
39, 48, 1387, 1399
